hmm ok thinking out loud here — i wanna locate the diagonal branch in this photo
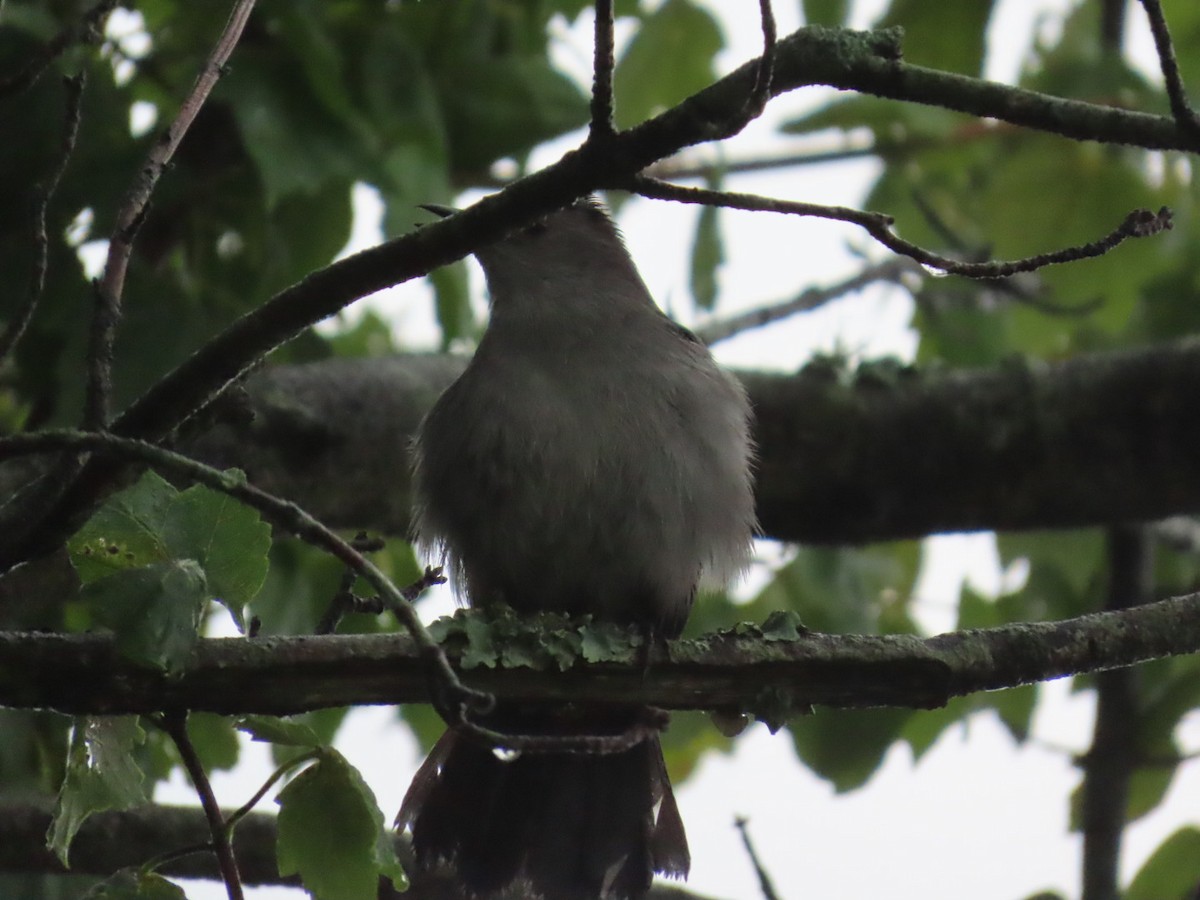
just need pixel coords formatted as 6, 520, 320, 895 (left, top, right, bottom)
84, 0, 258, 429
0, 73, 86, 363
694, 258, 923, 345
1136, 0, 1200, 134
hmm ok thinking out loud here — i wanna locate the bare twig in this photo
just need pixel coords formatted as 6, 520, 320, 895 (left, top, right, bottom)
645, 145, 878, 182
225, 751, 320, 831
632, 177, 1173, 279
734, 818, 780, 900
695, 258, 923, 345
0, 73, 86, 364
1137, 0, 1200, 134
746, 0, 777, 119
0, 0, 115, 99
315, 531, 387, 635
0, 428, 490, 722
1081, 526, 1152, 900
590, 0, 616, 139
84, 0, 258, 429
157, 711, 244, 900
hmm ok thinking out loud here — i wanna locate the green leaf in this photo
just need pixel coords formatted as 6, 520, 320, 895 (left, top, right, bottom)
789, 707, 912, 792
277, 750, 407, 900
429, 260, 474, 348
614, 0, 724, 129
689, 201, 724, 311
437, 56, 589, 172
749, 542, 921, 635
162, 481, 271, 632
68, 471, 176, 584
238, 715, 324, 749
1127, 826, 1200, 900
223, 49, 367, 206
81, 559, 208, 672
48, 717, 148, 865
184, 713, 241, 773
82, 870, 187, 900
327, 311, 397, 358
70, 471, 271, 638
878, 0, 995, 76
803, 0, 849, 27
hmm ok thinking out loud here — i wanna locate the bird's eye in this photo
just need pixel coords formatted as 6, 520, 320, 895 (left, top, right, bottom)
524, 215, 550, 236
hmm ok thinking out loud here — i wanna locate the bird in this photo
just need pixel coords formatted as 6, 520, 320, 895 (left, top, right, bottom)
397, 196, 756, 899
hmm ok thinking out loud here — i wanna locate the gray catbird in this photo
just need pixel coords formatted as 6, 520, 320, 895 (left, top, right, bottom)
397, 197, 756, 899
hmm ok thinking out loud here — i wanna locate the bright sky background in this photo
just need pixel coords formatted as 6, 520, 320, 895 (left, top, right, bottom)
136, 1, 1200, 898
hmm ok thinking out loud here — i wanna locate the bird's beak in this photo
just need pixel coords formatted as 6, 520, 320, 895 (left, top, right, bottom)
419, 203, 457, 219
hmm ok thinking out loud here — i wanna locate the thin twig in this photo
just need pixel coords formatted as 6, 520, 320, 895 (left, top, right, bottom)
137, 841, 217, 878
0, 73, 86, 364
631, 176, 1173, 279
645, 145, 878, 182
696, 258, 923, 345
746, 0, 777, 119
316, 532, 387, 635
158, 711, 244, 900
590, 0, 616, 139
1137, 0, 1200, 134
0, 0, 115, 99
225, 750, 321, 830
0, 428, 490, 722
84, 0, 258, 429
734, 817, 780, 900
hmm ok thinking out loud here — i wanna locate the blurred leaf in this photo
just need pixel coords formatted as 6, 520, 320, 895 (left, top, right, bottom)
277, 750, 407, 899
661, 710, 734, 783
803, 0, 849, 27
689, 201, 723, 311
748, 542, 921, 635
436, 57, 588, 172
789, 707, 912, 791
222, 49, 366, 206
327, 311, 398, 358
185, 713, 241, 773
997, 530, 1104, 620
878, 0, 995, 76
1127, 826, 1200, 900
614, 0, 723, 129
430, 260, 474, 348
49, 718, 148, 865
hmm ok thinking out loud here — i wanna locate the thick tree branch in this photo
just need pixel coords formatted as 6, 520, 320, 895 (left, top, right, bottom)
150, 337, 1200, 544
2, 591, 1199, 717
2, 23, 1194, 571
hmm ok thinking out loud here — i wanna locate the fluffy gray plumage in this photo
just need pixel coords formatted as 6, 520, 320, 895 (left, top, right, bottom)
401, 197, 756, 899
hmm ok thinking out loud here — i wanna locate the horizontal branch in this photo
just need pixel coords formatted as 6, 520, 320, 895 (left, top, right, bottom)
166, 337, 1200, 544
0, 803, 715, 899
3, 592, 1199, 718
